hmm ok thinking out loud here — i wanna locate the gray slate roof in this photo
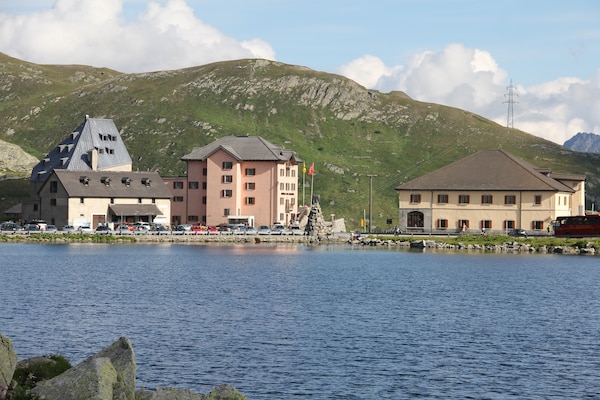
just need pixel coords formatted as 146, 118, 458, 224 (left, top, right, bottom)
396, 149, 579, 192
31, 117, 132, 182
52, 170, 172, 199
182, 136, 300, 163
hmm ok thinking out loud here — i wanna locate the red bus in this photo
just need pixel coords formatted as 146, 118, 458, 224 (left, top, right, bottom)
553, 215, 600, 237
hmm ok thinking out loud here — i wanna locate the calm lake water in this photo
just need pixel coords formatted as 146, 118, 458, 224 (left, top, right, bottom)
1, 243, 599, 399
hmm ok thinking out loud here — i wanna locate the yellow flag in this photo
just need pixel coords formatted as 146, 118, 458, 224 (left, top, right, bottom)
302, 162, 307, 174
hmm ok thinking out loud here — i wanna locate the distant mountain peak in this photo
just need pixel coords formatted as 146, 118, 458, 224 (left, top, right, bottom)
564, 132, 600, 153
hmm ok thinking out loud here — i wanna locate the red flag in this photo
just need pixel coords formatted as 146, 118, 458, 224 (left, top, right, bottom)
308, 163, 314, 175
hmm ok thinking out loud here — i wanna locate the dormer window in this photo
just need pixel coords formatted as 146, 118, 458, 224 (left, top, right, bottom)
58, 144, 66, 152
141, 178, 151, 187
43, 157, 50, 165
101, 177, 111, 186
79, 176, 90, 186
60, 157, 69, 166
70, 132, 79, 140
121, 177, 131, 186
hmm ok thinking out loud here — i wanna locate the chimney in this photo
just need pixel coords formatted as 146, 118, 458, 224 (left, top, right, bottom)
89, 148, 99, 171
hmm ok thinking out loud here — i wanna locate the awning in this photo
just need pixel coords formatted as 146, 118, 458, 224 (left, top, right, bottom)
109, 204, 163, 216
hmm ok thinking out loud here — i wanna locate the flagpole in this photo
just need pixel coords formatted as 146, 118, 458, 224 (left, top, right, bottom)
310, 173, 314, 204
302, 165, 306, 207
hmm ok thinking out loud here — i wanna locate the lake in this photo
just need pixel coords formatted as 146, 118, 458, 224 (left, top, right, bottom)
1, 243, 599, 399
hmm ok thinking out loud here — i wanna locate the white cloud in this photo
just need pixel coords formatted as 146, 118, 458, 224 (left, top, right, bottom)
339, 44, 600, 145
0, 0, 275, 72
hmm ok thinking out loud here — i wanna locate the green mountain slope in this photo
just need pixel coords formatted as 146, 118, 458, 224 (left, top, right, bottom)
1, 53, 599, 229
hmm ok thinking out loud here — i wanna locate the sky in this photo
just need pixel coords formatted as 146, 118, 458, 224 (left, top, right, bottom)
0, 0, 598, 145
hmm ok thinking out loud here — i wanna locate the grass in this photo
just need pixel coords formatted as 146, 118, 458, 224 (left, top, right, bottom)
375, 234, 600, 250
9, 354, 72, 400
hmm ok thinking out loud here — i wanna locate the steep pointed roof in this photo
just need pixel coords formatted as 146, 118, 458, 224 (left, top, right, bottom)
396, 149, 575, 192
31, 116, 132, 182
182, 136, 300, 163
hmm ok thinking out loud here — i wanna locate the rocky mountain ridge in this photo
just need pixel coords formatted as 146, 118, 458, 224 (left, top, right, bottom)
564, 132, 600, 154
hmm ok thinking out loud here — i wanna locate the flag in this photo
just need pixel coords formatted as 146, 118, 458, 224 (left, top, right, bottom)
308, 163, 314, 175
302, 162, 306, 174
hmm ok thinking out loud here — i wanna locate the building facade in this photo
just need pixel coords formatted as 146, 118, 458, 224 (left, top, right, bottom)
396, 150, 586, 234
164, 136, 301, 228
23, 116, 171, 228
38, 170, 171, 229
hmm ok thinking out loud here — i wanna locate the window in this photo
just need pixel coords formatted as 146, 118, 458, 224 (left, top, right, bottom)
246, 197, 255, 205
189, 181, 199, 189
80, 197, 84, 204
50, 181, 58, 193
532, 220, 544, 230
138, 198, 142, 204
459, 194, 470, 204
33, 204, 38, 211
534, 195, 542, 205
202, 168, 207, 176
152, 198, 156, 204
245, 168, 256, 176
173, 196, 184, 202
246, 182, 255, 190
459, 219, 469, 230
110, 197, 115, 204
224, 208, 230, 216
50, 198, 57, 206
189, 215, 199, 222
280, 183, 285, 190
437, 219, 448, 229
410, 194, 421, 204
481, 220, 492, 229
504, 220, 515, 229
173, 181, 183, 189
222, 161, 233, 170
481, 194, 493, 204
437, 194, 448, 204
202, 181, 207, 189
202, 196, 207, 204
222, 175, 233, 183
222, 189, 232, 198
505, 195, 516, 205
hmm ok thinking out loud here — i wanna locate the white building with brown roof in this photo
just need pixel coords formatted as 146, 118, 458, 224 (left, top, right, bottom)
22, 116, 171, 228
395, 150, 586, 234
37, 170, 171, 229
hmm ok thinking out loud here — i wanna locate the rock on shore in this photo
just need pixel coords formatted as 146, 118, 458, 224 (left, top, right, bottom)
1, 334, 247, 400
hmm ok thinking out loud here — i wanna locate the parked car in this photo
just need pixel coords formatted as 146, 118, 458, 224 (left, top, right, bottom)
116, 225, 133, 235
45, 225, 59, 233
24, 224, 41, 232
232, 225, 246, 235
150, 225, 171, 235
271, 224, 287, 235
95, 225, 112, 234
508, 228, 527, 237
206, 226, 219, 235
290, 226, 306, 236
77, 225, 94, 234
258, 225, 271, 235
61, 225, 76, 233
245, 226, 258, 235
0, 222, 23, 232
173, 224, 193, 235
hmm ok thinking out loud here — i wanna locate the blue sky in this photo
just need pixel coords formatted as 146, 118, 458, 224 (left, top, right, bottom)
0, 0, 598, 144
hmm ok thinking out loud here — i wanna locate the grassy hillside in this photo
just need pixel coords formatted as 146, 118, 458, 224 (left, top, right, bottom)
1, 53, 599, 230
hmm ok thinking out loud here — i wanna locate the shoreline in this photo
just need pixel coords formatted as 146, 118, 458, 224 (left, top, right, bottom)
1, 231, 599, 255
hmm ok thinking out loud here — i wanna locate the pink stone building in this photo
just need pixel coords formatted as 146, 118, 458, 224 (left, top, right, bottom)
163, 136, 302, 228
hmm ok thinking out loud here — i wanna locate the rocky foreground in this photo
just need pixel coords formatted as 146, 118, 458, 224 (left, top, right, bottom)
0, 333, 247, 400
